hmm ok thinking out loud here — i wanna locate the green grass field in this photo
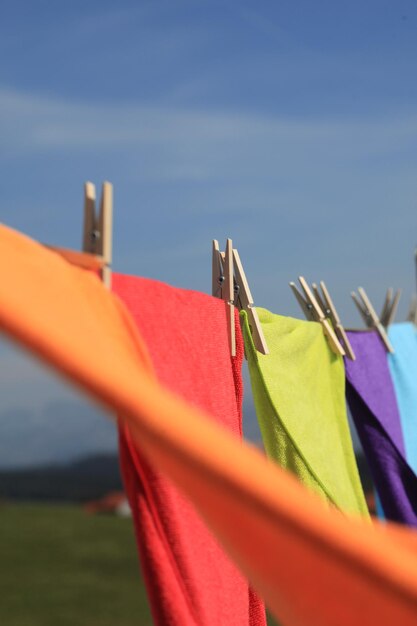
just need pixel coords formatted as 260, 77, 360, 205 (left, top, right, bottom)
0, 503, 279, 625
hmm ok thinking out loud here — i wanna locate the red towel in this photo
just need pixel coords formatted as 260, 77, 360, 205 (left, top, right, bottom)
113, 274, 266, 626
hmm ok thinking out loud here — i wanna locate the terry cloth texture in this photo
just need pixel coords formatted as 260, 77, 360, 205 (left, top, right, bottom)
344, 330, 417, 525
241, 308, 368, 517
112, 273, 266, 626
388, 323, 417, 475
8, 224, 417, 626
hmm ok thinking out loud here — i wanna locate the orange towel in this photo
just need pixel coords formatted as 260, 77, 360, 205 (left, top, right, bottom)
1, 223, 417, 626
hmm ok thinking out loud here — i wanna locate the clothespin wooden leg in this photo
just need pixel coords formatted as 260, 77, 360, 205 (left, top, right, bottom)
212, 240, 223, 298
224, 239, 236, 357
311, 283, 328, 315
289, 282, 315, 320
385, 289, 401, 327
380, 288, 393, 327
351, 291, 371, 327
82, 182, 97, 253
407, 294, 417, 325
98, 182, 113, 288
317, 281, 355, 361
232, 248, 268, 355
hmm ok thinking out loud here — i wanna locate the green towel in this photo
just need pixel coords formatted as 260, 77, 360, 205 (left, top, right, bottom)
241, 309, 369, 517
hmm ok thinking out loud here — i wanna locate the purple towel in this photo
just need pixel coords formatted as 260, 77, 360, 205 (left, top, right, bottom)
345, 330, 417, 525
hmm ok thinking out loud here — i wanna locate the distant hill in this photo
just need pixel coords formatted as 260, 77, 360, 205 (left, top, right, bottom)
0, 453, 122, 503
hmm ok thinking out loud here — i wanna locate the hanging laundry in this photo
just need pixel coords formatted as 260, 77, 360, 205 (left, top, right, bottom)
241, 308, 368, 517
387, 323, 417, 474
7, 224, 417, 625
344, 330, 417, 525
112, 274, 266, 626
375, 491, 386, 520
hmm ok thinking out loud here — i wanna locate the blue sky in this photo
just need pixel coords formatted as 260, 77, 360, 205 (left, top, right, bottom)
1, 1, 417, 465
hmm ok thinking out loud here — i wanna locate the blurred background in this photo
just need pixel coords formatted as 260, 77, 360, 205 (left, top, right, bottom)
0, 1, 416, 624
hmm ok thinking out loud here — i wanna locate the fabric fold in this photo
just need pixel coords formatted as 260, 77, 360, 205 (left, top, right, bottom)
241, 308, 368, 517
113, 273, 265, 626
5, 224, 417, 625
344, 330, 417, 525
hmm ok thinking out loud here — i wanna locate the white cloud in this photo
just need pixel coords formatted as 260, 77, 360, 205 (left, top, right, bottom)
1, 86, 417, 171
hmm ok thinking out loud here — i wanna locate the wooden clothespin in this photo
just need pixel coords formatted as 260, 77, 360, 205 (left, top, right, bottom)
407, 294, 417, 325
351, 287, 394, 352
82, 181, 113, 287
289, 276, 345, 357
232, 248, 269, 355
380, 287, 401, 328
45, 181, 113, 287
311, 281, 356, 360
212, 239, 236, 356
212, 239, 268, 356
